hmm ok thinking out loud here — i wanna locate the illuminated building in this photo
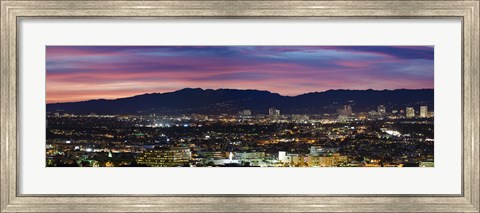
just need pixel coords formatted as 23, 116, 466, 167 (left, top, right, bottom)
292, 114, 309, 123
420, 106, 428, 118
238, 109, 252, 116
309, 146, 325, 156
200, 151, 227, 159
137, 147, 191, 167
46, 106, 434, 167
278, 151, 304, 166
381, 128, 402, 137
377, 105, 386, 115
268, 107, 280, 116
235, 152, 265, 160
268, 107, 276, 115
278, 151, 287, 162
208, 152, 240, 166
307, 153, 348, 167
337, 105, 353, 122
406, 107, 415, 118
338, 105, 353, 115
308, 155, 334, 167
235, 152, 265, 166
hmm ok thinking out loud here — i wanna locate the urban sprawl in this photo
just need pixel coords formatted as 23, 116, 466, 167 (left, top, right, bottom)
46, 105, 434, 167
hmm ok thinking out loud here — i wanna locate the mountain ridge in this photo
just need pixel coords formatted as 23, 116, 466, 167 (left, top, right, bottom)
47, 88, 434, 115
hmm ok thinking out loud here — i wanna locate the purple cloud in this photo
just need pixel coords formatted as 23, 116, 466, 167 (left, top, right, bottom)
46, 46, 434, 103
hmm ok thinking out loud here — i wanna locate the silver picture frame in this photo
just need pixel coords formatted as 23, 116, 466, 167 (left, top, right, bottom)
1, 0, 478, 212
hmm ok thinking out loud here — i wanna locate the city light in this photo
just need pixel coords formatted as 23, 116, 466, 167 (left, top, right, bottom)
46, 105, 434, 167
45, 46, 434, 168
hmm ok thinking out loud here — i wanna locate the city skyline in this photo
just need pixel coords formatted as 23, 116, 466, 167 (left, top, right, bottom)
47, 103, 435, 167
47, 88, 434, 115
46, 45, 435, 167
46, 46, 434, 103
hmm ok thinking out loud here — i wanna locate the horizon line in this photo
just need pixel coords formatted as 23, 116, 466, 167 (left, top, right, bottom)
46, 87, 435, 105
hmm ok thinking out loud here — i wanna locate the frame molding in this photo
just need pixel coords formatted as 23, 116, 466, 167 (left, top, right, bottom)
1, 1, 479, 212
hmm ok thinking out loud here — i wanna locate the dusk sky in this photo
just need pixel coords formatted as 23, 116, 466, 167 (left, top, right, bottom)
46, 46, 434, 104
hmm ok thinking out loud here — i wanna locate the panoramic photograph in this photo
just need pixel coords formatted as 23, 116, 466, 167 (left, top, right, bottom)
46, 46, 434, 167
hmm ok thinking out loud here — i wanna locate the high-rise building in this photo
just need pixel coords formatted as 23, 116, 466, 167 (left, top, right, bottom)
137, 147, 191, 167
345, 105, 352, 115
406, 107, 415, 118
337, 105, 353, 122
377, 105, 386, 115
268, 107, 280, 116
269, 107, 275, 115
338, 105, 353, 116
420, 106, 428, 118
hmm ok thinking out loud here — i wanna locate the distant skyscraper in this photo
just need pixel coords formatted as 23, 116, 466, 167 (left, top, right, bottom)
338, 105, 353, 116
420, 106, 428, 118
336, 105, 352, 122
406, 107, 415, 118
377, 105, 386, 115
268, 107, 280, 116
268, 107, 275, 115
345, 105, 352, 115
